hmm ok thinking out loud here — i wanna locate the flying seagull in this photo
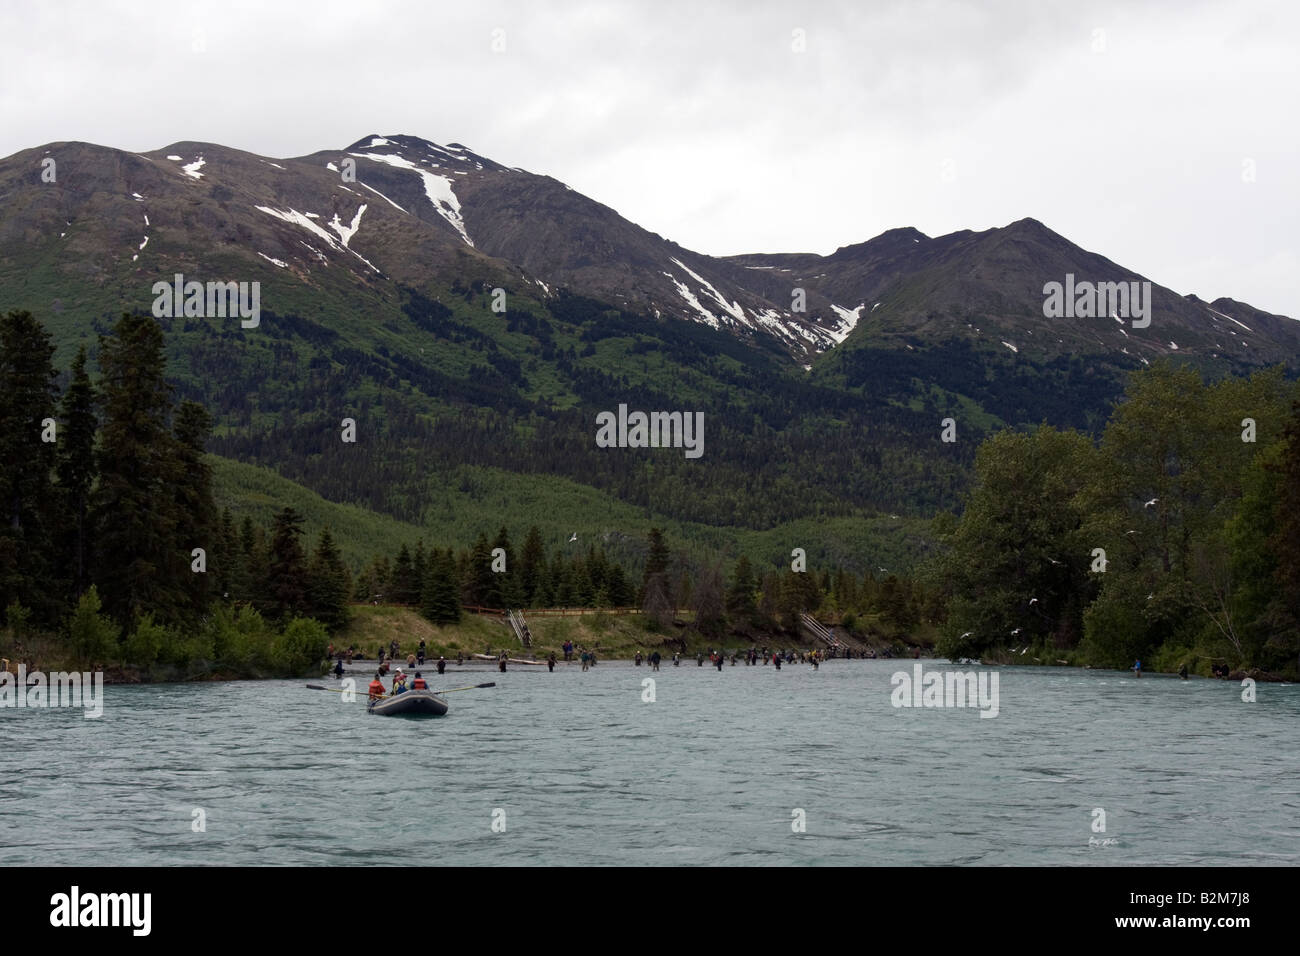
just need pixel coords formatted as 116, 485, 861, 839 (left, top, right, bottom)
1011, 628, 1022, 636
568, 532, 578, 542
960, 631, 973, 639
1048, 558, 1062, 566
1126, 530, 1138, 535
1029, 598, 1039, 605
1144, 498, 1159, 508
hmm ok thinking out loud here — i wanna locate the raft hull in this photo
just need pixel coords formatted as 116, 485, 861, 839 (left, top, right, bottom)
368, 689, 449, 717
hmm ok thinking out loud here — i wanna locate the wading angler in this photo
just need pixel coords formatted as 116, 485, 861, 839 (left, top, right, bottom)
151, 273, 260, 328
0, 665, 104, 718
595, 403, 704, 459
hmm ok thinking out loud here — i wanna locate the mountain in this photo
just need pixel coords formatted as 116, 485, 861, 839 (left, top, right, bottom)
3, 133, 1292, 364
0, 132, 1295, 572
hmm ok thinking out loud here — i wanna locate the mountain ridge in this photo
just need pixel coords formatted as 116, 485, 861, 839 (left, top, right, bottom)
3, 133, 1294, 369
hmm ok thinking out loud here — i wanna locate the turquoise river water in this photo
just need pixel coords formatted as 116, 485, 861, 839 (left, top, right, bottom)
2, 660, 1297, 865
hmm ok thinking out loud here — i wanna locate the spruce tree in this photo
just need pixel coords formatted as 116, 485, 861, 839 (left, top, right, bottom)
491, 525, 517, 607
388, 544, 418, 604
641, 527, 673, 624
726, 555, 758, 621
606, 563, 634, 607
421, 548, 461, 624
308, 526, 351, 632
0, 311, 59, 621
55, 345, 97, 602
264, 507, 310, 621
91, 313, 183, 625
519, 525, 545, 606
463, 533, 497, 607
171, 400, 218, 621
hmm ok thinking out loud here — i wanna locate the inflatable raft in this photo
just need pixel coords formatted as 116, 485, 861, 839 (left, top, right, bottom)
368, 689, 449, 717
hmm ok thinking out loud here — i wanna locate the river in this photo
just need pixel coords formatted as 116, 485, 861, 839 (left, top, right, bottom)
3, 660, 1296, 865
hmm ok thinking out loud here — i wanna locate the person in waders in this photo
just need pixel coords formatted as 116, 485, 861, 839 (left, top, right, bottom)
547, 652, 556, 672
437, 656, 446, 675
333, 657, 345, 679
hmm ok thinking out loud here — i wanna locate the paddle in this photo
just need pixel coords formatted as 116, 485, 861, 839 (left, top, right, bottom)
436, 682, 496, 693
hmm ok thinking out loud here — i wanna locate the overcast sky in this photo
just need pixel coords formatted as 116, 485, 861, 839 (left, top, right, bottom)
2, 0, 1297, 316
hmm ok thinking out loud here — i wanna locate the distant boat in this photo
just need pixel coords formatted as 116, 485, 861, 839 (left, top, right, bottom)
368, 689, 449, 717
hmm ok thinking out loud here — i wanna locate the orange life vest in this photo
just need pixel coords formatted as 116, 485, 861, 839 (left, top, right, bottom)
412, 677, 428, 690
368, 680, 385, 698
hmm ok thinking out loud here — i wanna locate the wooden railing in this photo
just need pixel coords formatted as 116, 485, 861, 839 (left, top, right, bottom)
507, 609, 533, 647
801, 613, 844, 649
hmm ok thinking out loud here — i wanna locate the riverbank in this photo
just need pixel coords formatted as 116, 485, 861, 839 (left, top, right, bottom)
6, 604, 1290, 682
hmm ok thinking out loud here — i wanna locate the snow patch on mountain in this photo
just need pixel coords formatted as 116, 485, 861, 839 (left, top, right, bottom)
350, 152, 473, 246
367, 137, 391, 147
329, 205, 367, 248
326, 161, 339, 172
255, 204, 379, 272
182, 157, 206, 179
669, 258, 745, 322
1001, 340, 1018, 353
1208, 307, 1252, 333
166, 155, 183, 161
260, 160, 285, 170
663, 272, 720, 328
258, 253, 288, 268
828, 303, 865, 344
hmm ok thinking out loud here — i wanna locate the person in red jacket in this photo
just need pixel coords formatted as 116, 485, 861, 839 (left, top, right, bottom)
368, 671, 386, 702
411, 672, 428, 690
